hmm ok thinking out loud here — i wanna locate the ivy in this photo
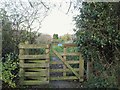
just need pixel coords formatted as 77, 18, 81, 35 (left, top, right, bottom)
74, 2, 120, 88
2, 53, 19, 88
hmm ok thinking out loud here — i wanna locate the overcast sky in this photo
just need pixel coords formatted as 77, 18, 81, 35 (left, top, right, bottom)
38, 0, 80, 36
39, 9, 75, 36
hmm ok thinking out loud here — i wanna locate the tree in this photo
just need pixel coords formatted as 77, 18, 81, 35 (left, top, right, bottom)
0, 0, 51, 43
53, 34, 58, 39
0, 8, 39, 56
74, 2, 120, 88
0, 0, 53, 55
60, 34, 72, 42
1, 9, 15, 56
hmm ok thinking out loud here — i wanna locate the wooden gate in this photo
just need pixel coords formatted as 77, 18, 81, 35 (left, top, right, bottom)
19, 43, 50, 85
50, 44, 84, 82
19, 43, 84, 86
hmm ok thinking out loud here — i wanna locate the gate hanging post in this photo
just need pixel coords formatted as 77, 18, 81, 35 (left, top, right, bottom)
46, 44, 50, 82
19, 44, 24, 85
63, 46, 67, 77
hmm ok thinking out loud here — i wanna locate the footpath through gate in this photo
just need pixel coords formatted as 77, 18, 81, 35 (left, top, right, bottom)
19, 43, 84, 86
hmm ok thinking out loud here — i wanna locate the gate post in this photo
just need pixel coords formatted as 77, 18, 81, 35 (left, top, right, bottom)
19, 44, 24, 85
46, 44, 50, 82
63, 46, 67, 77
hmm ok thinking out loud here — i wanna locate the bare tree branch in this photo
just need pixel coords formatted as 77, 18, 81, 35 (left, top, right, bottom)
66, 1, 72, 14
41, 1, 49, 10
28, 0, 34, 8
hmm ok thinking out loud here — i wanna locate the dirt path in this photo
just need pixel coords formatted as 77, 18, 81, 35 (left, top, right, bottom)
49, 56, 83, 88
26, 81, 83, 89
49, 80, 83, 88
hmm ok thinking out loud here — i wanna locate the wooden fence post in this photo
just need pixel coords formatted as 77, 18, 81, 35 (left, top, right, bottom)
19, 46, 24, 85
25, 41, 29, 55
63, 47, 67, 77
79, 53, 84, 82
46, 44, 50, 82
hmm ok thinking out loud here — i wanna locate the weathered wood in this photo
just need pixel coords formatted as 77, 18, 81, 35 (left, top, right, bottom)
63, 47, 66, 76
19, 55, 49, 59
19, 44, 49, 49
24, 42, 29, 55
50, 76, 78, 80
50, 61, 63, 64
50, 61, 79, 64
50, 68, 79, 72
46, 44, 50, 81
25, 71, 47, 76
26, 68, 47, 72
19, 43, 50, 86
63, 44, 77, 47
67, 61, 79, 64
20, 63, 49, 68
50, 53, 79, 57
52, 50, 80, 79
79, 54, 84, 82
61, 53, 80, 56
19, 49, 24, 85
23, 80, 49, 85
19, 43, 84, 84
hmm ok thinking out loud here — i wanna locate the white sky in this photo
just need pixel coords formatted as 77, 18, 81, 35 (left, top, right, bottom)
38, 0, 80, 36
39, 9, 75, 36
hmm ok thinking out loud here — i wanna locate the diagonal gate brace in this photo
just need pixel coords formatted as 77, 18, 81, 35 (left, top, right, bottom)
52, 49, 80, 79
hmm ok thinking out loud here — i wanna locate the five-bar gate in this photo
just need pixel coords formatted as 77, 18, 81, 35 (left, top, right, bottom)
19, 43, 84, 86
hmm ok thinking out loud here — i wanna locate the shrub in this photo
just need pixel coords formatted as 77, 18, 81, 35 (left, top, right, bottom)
84, 73, 117, 88
83, 60, 118, 88
2, 53, 19, 88
74, 2, 120, 88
